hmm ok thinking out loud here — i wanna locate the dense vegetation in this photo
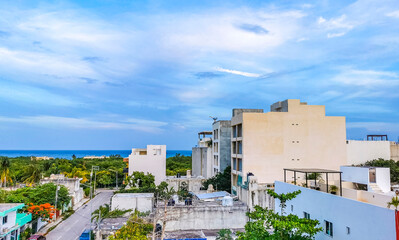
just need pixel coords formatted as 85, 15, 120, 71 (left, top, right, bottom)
203, 166, 231, 193
237, 190, 322, 240
166, 154, 192, 176
358, 158, 399, 183
2, 153, 192, 188
0, 183, 70, 208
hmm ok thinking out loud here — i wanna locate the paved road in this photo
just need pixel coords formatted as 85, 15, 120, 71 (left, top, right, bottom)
46, 190, 113, 240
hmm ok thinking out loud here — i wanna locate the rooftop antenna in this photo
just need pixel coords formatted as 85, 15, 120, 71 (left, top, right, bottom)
209, 116, 218, 122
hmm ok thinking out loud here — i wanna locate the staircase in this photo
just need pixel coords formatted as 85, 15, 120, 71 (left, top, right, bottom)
368, 183, 383, 193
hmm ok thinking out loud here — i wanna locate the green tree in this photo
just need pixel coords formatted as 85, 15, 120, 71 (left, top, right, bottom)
237, 190, 322, 240
203, 166, 231, 193
23, 160, 42, 185
97, 171, 112, 187
359, 158, 399, 183
216, 229, 233, 240
127, 172, 156, 191
166, 154, 192, 176
0, 157, 13, 187
109, 214, 153, 240
388, 195, 399, 210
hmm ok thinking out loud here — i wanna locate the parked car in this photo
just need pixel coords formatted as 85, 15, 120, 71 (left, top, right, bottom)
79, 229, 91, 240
28, 235, 46, 240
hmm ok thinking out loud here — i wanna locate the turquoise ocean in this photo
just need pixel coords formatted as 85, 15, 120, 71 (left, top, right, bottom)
0, 150, 192, 159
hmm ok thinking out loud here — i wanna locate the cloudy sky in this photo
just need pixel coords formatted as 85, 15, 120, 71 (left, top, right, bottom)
0, 0, 399, 150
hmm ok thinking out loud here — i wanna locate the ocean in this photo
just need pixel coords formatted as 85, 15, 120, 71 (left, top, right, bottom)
0, 150, 192, 159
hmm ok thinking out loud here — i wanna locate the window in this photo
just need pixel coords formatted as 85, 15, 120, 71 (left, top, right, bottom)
232, 142, 237, 154
2, 215, 7, 224
238, 141, 242, 154
238, 158, 242, 172
237, 124, 242, 137
304, 212, 310, 219
346, 227, 350, 235
325, 220, 333, 237
233, 158, 237, 170
232, 126, 237, 138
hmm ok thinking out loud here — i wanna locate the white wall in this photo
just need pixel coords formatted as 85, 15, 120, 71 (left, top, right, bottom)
158, 203, 247, 231
111, 193, 153, 213
341, 166, 391, 193
275, 181, 395, 240
128, 145, 166, 185
376, 167, 391, 193
341, 166, 369, 185
346, 140, 391, 165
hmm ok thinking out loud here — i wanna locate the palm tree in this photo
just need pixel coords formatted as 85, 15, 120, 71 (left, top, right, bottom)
23, 162, 42, 185
388, 195, 399, 210
0, 157, 12, 187
91, 204, 111, 222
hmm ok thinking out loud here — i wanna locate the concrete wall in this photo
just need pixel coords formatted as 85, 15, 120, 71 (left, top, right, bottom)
231, 99, 347, 185
341, 166, 369, 185
275, 181, 395, 240
212, 120, 231, 175
128, 145, 166, 185
166, 177, 205, 193
341, 166, 391, 193
236, 176, 274, 211
192, 147, 212, 178
391, 142, 399, 161
346, 140, 391, 165
158, 202, 247, 231
111, 193, 154, 212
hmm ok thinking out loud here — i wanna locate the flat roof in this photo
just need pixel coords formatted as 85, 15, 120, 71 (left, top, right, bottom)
113, 193, 154, 198
0, 203, 24, 216
284, 168, 342, 173
193, 191, 229, 200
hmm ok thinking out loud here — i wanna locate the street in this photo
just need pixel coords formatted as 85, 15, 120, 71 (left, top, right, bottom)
46, 190, 114, 240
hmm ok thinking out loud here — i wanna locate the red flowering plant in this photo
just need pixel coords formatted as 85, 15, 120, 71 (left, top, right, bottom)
26, 203, 56, 222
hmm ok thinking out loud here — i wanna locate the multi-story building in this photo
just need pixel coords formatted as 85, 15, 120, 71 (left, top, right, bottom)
212, 120, 231, 175
275, 166, 396, 239
230, 100, 347, 194
192, 132, 213, 178
128, 145, 166, 185
0, 203, 32, 240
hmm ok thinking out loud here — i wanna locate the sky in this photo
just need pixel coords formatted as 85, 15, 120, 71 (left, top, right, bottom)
0, 0, 399, 150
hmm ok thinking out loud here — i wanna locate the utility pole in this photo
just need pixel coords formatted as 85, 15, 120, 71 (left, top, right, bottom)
90, 166, 99, 230
54, 177, 60, 221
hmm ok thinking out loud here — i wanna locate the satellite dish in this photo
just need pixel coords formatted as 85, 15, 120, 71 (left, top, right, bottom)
209, 116, 218, 122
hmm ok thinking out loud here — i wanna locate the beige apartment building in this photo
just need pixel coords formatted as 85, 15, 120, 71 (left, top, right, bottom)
230, 99, 347, 194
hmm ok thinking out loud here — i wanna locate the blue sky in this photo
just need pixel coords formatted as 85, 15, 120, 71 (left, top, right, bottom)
0, 0, 399, 150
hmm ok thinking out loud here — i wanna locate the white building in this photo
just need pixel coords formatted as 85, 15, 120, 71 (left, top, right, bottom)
346, 140, 391, 165
40, 174, 84, 205
275, 166, 396, 240
128, 145, 166, 185
0, 204, 32, 240
192, 132, 213, 179
212, 120, 231, 175
111, 193, 154, 213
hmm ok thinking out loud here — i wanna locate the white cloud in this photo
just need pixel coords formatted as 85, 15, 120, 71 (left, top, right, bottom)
327, 32, 346, 38
0, 115, 168, 133
318, 14, 354, 38
333, 68, 399, 86
347, 121, 399, 132
386, 10, 399, 18
216, 67, 261, 77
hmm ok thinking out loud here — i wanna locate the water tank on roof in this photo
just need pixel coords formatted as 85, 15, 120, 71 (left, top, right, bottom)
222, 196, 233, 206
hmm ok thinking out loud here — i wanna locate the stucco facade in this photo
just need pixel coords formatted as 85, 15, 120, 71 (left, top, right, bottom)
346, 140, 391, 165
231, 99, 347, 192
391, 142, 399, 161
128, 145, 166, 185
40, 174, 84, 205
192, 147, 213, 178
111, 193, 154, 212
212, 120, 231, 175
275, 181, 395, 240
